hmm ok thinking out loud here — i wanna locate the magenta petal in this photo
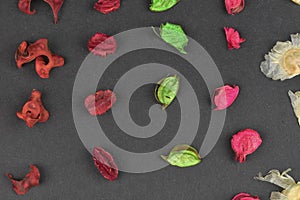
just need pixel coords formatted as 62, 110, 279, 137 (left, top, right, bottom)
213, 85, 239, 110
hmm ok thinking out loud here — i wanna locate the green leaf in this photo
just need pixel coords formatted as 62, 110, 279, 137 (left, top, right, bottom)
150, 0, 180, 12
161, 144, 201, 167
154, 75, 179, 109
153, 22, 189, 54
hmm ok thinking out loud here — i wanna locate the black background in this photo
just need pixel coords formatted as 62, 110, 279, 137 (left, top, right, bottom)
1, 0, 300, 199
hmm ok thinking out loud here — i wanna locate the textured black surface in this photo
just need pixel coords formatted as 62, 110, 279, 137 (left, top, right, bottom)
1, 0, 300, 199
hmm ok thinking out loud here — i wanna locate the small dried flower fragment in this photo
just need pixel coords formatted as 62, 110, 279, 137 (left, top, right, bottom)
6, 165, 40, 195
224, 27, 245, 50
232, 193, 260, 200
15, 39, 65, 78
288, 90, 300, 126
292, 0, 300, 5
213, 85, 239, 110
260, 33, 300, 81
85, 90, 117, 116
153, 22, 189, 54
150, 0, 180, 12
161, 144, 201, 167
43, 0, 64, 24
17, 90, 49, 128
88, 33, 117, 57
255, 169, 300, 200
93, 147, 118, 181
225, 0, 245, 15
155, 75, 179, 109
231, 129, 262, 163
94, 0, 120, 14
18, 0, 36, 15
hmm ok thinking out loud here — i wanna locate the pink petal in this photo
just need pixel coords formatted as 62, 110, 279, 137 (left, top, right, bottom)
224, 27, 245, 50
213, 85, 239, 110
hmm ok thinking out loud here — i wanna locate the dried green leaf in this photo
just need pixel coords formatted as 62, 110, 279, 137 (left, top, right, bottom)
155, 75, 179, 109
288, 90, 300, 126
161, 144, 201, 167
153, 22, 188, 54
150, 0, 180, 12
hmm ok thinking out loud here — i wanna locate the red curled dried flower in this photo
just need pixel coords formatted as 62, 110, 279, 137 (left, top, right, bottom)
17, 90, 49, 128
213, 85, 239, 110
224, 27, 245, 50
18, 0, 36, 15
6, 165, 40, 195
15, 39, 65, 78
85, 90, 117, 116
93, 147, 118, 181
232, 193, 260, 200
94, 0, 121, 14
88, 33, 117, 57
231, 129, 262, 163
43, 0, 64, 24
225, 0, 245, 15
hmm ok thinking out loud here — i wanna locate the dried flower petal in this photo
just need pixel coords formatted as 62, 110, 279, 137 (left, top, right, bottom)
43, 0, 64, 24
93, 147, 118, 181
292, 0, 300, 5
155, 75, 179, 109
85, 90, 117, 116
213, 85, 239, 110
232, 193, 260, 200
153, 22, 189, 54
231, 129, 262, 163
288, 90, 300, 126
18, 0, 36, 15
161, 144, 201, 167
94, 0, 120, 14
224, 27, 245, 50
150, 0, 180, 12
17, 90, 49, 128
225, 0, 245, 15
88, 33, 117, 57
255, 169, 300, 200
6, 165, 40, 195
260, 33, 300, 81
15, 39, 65, 78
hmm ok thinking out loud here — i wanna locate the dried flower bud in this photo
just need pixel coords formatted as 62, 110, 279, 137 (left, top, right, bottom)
6, 165, 40, 195
231, 129, 262, 163
225, 0, 245, 15
224, 27, 245, 50
213, 85, 239, 110
232, 193, 260, 200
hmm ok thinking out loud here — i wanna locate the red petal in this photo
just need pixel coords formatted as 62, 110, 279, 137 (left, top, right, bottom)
84, 90, 117, 116
88, 33, 117, 57
43, 0, 64, 24
232, 193, 260, 200
231, 129, 263, 163
94, 0, 120, 14
35, 54, 64, 79
16, 90, 49, 128
6, 165, 40, 195
224, 27, 245, 50
18, 0, 36, 15
213, 85, 239, 110
93, 147, 118, 181
225, 0, 245, 15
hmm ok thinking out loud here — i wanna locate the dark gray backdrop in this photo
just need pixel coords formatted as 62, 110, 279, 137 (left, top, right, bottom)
1, 0, 300, 199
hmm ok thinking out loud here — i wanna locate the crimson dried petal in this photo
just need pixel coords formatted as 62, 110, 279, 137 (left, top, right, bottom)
6, 165, 40, 195
93, 147, 118, 181
231, 129, 262, 163
84, 90, 117, 116
232, 193, 260, 200
94, 0, 120, 14
35, 54, 64, 79
88, 33, 117, 57
43, 0, 64, 24
17, 90, 49, 128
18, 0, 36, 15
224, 27, 245, 50
225, 0, 245, 15
213, 85, 239, 110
